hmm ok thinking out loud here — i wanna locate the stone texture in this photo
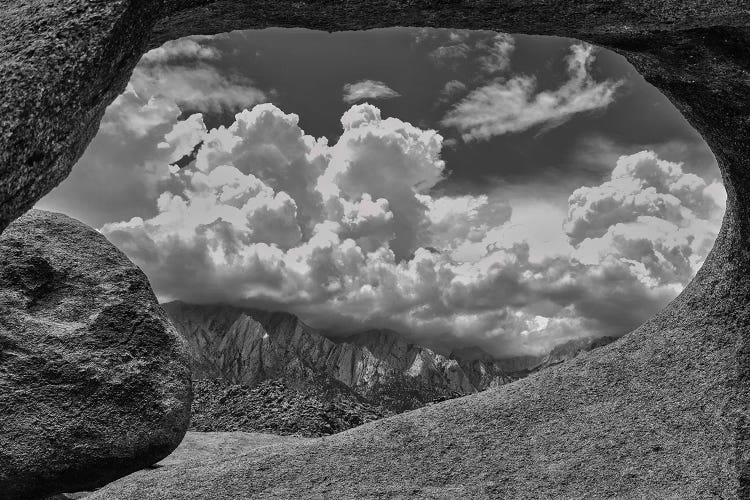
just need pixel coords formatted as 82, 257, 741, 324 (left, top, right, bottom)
0, 210, 192, 500
2, 1, 750, 498
190, 378, 391, 437
43, 432, 308, 499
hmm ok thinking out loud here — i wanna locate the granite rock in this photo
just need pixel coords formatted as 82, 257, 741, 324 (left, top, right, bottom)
0, 210, 192, 500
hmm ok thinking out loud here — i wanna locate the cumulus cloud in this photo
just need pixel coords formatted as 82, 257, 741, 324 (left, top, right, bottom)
38, 30, 722, 358
36, 36, 265, 227
36, 84, 206, 227
101, 102, 723, 358
319, 104, 445, 258
442, 43, 623, 141
565, 151, 725, 285
342, 80, 401, 104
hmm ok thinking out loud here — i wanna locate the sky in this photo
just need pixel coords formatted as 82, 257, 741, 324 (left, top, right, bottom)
36, 28, 725, 358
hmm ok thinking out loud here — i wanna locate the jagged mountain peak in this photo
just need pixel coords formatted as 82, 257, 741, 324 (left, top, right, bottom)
163, 301, 616, 415
163, 302, 514, 410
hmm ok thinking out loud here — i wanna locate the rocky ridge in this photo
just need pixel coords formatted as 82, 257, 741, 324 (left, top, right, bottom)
165, 301, 614, 429
163, 301, 518, 413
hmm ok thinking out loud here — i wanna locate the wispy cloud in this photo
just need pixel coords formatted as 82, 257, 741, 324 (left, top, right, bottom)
476, 33, 515, 74
342, 80, 401, 104
437, 80, 468, 106
140, 38, 221, 63
424, 30, 515, 76
130, 64, 267, 114
442, 43, 623, 141
134, 36, 268, 114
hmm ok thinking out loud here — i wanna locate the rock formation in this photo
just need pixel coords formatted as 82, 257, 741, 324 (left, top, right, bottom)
190, 378, 391, 437
0, 210, 192, 500
2, 1, 750, 498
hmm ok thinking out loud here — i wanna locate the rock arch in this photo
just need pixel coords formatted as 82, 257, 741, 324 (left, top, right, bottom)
2, 1, 750, 497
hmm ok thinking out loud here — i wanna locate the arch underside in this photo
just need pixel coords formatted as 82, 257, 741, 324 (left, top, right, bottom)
2, 1, 750, 497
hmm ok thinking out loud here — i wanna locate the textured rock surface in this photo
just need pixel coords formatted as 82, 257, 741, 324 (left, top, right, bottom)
0, 210, 192, 500
44, 432, 308, 499
156, 431, 308, 467
165, 302, 512, 411
3, 1, 750, 498
479, 335, 619, 376
191, 378, 391, 437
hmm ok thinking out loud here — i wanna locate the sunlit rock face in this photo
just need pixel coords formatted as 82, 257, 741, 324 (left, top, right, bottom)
0, 211, 192, 500
2, 1, 750, 499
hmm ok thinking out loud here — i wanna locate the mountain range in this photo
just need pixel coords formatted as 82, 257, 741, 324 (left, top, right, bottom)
163, 301, 616, 434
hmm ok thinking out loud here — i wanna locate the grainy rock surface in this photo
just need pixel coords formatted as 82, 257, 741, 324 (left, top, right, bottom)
0, 210, 192, 500
191, 378, 391, 437
44, 432, 307, 499
2, 1, 750, 499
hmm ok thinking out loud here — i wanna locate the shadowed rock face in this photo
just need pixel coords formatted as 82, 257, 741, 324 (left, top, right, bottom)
0, 210, 192, 500
2, 1, 750, 498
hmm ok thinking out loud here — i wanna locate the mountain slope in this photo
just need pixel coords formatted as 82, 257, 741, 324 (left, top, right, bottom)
162, 301, 515, 413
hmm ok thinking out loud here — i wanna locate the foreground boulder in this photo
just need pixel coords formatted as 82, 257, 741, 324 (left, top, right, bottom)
0, 210, 192, 500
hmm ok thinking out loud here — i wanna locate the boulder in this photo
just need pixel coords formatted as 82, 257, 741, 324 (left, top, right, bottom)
0, 210, 192, 499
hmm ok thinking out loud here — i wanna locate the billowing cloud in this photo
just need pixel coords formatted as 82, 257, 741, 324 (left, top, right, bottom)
35, 84, 206, 227
101, 101, 724, 358
565, 151, 725, 285
442, 43, 622, 141
35, 36, 264, 227
342, 80, 401, 104
318, 104, 445, 258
